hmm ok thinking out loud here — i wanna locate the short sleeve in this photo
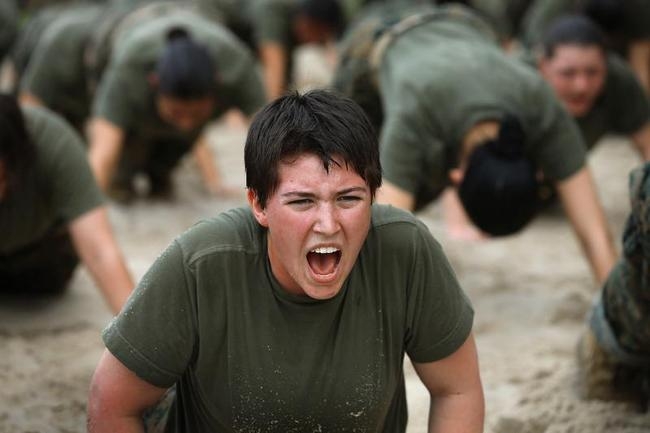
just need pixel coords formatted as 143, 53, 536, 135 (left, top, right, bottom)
404, 221, 474, 363
25, 106, 104, 222
103, 240, 197, 388
49, 129, 104, 222
92, 62, 146, 129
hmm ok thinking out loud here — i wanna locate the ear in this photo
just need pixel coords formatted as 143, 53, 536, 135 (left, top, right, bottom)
247, 189, 269, 227
147, 72, 159, 89
448, 168, 464, 186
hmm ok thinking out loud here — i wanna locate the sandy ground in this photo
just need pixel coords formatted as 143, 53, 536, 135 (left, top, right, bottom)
2, 48, 650, 432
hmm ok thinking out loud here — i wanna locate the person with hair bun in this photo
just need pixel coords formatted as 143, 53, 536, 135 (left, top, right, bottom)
333, 3, 617, 284
85, 5, 265, 202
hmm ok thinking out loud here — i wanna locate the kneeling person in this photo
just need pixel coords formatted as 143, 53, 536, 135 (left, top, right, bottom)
87, 90, 484, 432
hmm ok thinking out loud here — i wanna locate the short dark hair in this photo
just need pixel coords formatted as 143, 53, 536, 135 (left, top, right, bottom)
297, 0, 345, 36
0, 94, 36, 197
155, 27, 216, 99
245, 90, 381, 208
458, 115, 540, 237
541, 14, 607, 58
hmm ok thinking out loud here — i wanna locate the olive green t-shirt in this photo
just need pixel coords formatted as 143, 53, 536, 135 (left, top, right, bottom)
19, 4, 105, 131
576, 54, 650, 150
0, 106, 104, 255
378, 15, 586, 209
103, 205, 474, 432
93, 10, 265, 146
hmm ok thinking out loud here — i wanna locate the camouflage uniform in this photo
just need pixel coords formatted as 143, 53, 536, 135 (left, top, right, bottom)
332, 2, 497, 130
582, 163, 650, 410
142, 386, 175, 433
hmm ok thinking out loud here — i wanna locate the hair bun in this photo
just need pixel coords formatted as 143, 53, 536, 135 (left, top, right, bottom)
488, 114, 525, 159
166, 26, 190, 43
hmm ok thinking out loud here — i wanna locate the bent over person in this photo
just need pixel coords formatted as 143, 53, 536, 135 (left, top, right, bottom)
87, 90, 484, 432
0, 94, 133, 314
333, 3, 616, 283
89, 7, 265, 201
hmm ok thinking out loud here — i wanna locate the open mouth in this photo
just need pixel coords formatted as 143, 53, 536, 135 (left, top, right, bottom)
307, 247, 342, 276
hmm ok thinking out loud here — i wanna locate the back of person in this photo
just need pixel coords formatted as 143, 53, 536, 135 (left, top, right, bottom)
375, 5, 583, 209
333, 2, 496, 129
19, 3, 107, 131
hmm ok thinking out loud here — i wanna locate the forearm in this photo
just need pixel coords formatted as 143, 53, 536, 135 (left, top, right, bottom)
87, 415, 145, 433
259, 43, 287, 100
83, 245, 134, 314
71, 208, 134, 314
580, 231, 617, 285
557, 168, 617, 284
87, 118, 124, 191
192, 136, 224, 195
428, 389, 485, 433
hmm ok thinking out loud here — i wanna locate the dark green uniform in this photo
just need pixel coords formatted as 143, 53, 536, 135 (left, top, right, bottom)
0, 105, 104, 293
92, 7, 265, 190
19, 4, 106, 131
103, 205, 473, 432
576, 55, 650, 151
333, 5, 586, 210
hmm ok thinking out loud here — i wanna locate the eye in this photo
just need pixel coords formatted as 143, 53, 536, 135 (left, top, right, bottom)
287, 198, 313, 207
559, 69, 576, 79
337, 195, 362, 207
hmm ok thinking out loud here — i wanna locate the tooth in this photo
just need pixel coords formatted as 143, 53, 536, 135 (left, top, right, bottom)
311, 247, 339, 254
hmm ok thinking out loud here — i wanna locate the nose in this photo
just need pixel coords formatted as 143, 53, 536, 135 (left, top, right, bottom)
313, 203, 340, 235
175, 117, 197, 131
573, 74, 591, 93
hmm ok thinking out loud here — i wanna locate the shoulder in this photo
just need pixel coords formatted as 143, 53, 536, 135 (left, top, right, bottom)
175, 207, 263, 265
22, 105, 84, 152
368, 204, 438, 251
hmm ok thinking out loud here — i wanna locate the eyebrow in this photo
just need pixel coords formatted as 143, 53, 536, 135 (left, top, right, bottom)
280, 186, 368, 198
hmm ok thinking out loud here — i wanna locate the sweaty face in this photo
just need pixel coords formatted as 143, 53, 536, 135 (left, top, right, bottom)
156, 95, 215, 131
539, 44, 607, 117
249, 154, 372, 300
